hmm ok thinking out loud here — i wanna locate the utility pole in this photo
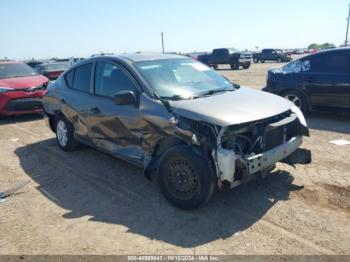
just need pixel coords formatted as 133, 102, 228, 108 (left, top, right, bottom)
345, 4, 350, 46
161, 32, 165, 54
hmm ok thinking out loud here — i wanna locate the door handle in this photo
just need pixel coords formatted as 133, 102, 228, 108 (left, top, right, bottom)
90, 107, 101, 114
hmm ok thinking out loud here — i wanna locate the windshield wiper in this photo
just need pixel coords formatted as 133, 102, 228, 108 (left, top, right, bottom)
194, 88, 233, 98
160, 94, 192, 101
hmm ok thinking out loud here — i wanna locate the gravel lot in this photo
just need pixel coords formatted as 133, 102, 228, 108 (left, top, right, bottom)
0, 61, 349, 255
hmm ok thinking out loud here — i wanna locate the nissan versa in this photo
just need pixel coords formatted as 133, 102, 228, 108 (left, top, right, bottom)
43, 54, 310, 209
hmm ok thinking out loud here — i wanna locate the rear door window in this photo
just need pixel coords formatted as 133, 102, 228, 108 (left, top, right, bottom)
72, 63, 93, 92
309, 51, 349, 74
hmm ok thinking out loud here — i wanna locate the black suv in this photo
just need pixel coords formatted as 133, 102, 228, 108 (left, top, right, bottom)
263, 48, 350, 113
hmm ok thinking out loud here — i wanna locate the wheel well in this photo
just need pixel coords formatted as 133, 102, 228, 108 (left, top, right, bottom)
153, 136, 187, 159
279, 89, 311, 111
47, 111, 65, 133
47, 113, 57, 133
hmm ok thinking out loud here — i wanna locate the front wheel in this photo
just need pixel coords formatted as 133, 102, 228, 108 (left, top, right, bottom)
55, 115, 79, 151
276, 58, 282, 63
157, 146, 216, 210
242, 64, 250, 69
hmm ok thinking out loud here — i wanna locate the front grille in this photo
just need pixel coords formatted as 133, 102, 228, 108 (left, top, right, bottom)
4, 98, 43, 111
263, 114, 300, 151
264, 126, 285, 151
15, 83, 48, 93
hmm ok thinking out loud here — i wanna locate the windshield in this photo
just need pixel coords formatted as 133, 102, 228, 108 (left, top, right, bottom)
228, 48, 239, 54
0, 63, 38, 79
39, 63, 69, 71
135, 59, 237, 100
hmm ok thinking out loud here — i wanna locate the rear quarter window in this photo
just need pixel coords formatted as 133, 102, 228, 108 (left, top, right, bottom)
71, 63, 93, 92
65, 70, 74, 87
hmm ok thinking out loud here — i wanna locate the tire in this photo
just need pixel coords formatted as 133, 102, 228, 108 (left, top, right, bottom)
157, 146, 216, 210
260, 60, 265, 63
281, 90, 308, 114
230, 61, 239, 70
253, 58, 259, 63
55, 115, 79, 151
276, 58, 282, 63
242, 64, 250, 69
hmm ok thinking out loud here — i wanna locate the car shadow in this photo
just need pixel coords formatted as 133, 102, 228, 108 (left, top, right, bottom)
306, 112, 350, 134
15, 138, 303, 248
0, 113, 44, 125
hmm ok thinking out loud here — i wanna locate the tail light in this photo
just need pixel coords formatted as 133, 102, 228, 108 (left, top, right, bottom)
266, 78, 273, 87
48, 71, 62, 79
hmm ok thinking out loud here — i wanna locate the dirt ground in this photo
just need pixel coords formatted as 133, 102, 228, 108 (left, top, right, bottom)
0, 61, 349, 255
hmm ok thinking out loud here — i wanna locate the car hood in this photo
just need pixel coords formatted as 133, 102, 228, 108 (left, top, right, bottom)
0, 75, 48, 88
169, 87, 293, 126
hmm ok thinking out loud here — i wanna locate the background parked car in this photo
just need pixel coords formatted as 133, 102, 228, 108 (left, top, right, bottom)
185, 52, 209, 60
0, 61, 49, 115
25, 60, 44, 68
35, 62, 70, 80
263, 47, 350, 113
198, 48, 252, 70
253, 49, 292, 63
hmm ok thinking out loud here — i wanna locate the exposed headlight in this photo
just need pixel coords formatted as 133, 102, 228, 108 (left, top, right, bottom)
291, 105, 307, 127
0, 87, 15, 93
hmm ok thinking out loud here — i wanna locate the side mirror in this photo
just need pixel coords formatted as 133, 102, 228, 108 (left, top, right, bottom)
114, 90, 137, 105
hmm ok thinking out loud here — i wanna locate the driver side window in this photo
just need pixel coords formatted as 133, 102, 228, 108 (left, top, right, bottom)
94, 62, 136, 98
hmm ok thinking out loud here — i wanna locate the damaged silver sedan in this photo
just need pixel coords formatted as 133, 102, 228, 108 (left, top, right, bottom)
43, 54, 310, 209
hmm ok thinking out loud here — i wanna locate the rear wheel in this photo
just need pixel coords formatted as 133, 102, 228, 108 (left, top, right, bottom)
260, 60, 265, 63
230, 61, 239, 70
253, 58, 259, 63
242, 64, 250, 69
55, 115, 79, 151
157, 146, 216, 210
282, 90, 308, 113
277, 58, 282, 63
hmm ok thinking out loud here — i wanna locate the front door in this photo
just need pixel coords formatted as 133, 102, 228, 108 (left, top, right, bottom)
88, 61, 144, 164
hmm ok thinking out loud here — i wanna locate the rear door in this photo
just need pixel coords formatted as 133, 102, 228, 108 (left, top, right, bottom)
210, 49, 228, 64
261, 49, 272, 60
88, 60, 144, 164
302, 50, 350, 109
60, 62, 96, 143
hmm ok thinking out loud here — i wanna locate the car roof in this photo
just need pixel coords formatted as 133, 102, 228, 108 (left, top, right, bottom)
100, 53, 188, 63
317, 47, 350, 53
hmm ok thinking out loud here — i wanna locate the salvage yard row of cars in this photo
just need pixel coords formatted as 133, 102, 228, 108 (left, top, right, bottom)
1, 47, 349, 209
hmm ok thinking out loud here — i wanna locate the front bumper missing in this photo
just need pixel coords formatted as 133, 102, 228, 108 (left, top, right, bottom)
246, 136, 302, 174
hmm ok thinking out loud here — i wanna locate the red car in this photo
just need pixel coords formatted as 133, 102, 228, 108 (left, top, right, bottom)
0, 61, 49, 115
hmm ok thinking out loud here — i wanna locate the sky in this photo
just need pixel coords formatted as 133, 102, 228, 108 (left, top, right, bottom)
1, 0, 349, 59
